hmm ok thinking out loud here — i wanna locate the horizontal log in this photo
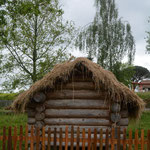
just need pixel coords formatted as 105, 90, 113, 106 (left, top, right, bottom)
117, 118, 129, 126
56, 82, 95, 90
33, 92, 46, 103
111, 113, 121, 123
44, 118, 110, 126
28, 118, 36, 124
45, 109, 109, 118
45, 99, 109, 109
120, 110, 128, 118
46, 90, 105, 99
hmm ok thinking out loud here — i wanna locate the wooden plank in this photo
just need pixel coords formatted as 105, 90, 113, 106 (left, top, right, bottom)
54, 128, 57, 150
99, 129, 103, 150
19, 126, 23, 150
122, 128, 126, 150
47, 128, 51, 150
76, 127, 80, 150
117, 127, 120, 150
65, 126, 68, 150
111, 128, 115, 150
147, 130, 150, 150
13, 126, 17, 150
57, 82, 95, 90
36, 127, 40, 150
141, 129, 144, 150
59, 128, 62, 150
30, 126, 34, 150
42, 127, 45, 150
71, 126, 74, 150
135, 129, 138, 150
7, 126, 12, 150
94, 129, 97, 150
46, 90, 105, 99
105, 129, 109, 150
45, 109, 109, 118
44, 118, 110, 126
25, 125, 28, 150
88, 128, 91, 150
2, 126, 6, 150
82, 128, 85, 150
45, 99, 109, 109
118, 118, 129, 126
128, 129, 132, 150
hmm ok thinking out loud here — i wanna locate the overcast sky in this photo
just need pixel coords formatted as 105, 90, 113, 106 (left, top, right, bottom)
61, 0, 150, 70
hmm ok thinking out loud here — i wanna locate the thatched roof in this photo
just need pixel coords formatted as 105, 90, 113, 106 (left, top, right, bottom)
12, 57, 145, 119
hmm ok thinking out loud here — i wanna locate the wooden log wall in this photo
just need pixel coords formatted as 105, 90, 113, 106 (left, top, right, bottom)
27, 75, 129, 132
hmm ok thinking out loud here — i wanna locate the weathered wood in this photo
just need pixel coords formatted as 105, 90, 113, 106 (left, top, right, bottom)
35, 113, 45, 121
36, 105, 45, 112
46, 90, 105, 99
27, 109, 35, 117
110, 113, 121, 123
56, 82, 95, 90
28, 118, 36, 124
44, 118, 110, 126
45, 109, 109, 118
111, 103, 120, 113
117, 118, 129, 126
33, 92, 46, 103
120, 110, 128, 118
45, 99, 109, 109
35, 121, 45, 129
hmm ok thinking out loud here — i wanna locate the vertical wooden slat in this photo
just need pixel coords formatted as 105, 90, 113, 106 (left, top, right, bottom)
71, 126, 74, 150
65, 126, 68, 150
111, 128, 114, 150
76, 127, 80, 150
135, 130, 138, 150
19, 125, 23, 150
82, 128, 86, 150
122, 128, 126, 150
141, 129, 144, 150
93, 128, 97, 150
13, 126, 17, 150
99, 129, 103, 150
7, 126, 12, 150
25, 125, 28, 150
2, 126, 6, 150
47, 128, 51, 150
30, 126, 34, 150
129, 129, 132, 150
105, 129, 109, 150
36, 127, 40, 150
59, 128, 62, 150
42, 127, 45, 150
147, 130, 150, 150
117, 127, 120, 150
88, 128, 91, 150
54, 128, 57, 150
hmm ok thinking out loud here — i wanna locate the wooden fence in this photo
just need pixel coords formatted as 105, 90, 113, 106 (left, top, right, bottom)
0, 125, 150, 150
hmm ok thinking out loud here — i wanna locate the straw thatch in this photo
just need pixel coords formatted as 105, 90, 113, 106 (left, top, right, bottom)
11, 57, 145, 119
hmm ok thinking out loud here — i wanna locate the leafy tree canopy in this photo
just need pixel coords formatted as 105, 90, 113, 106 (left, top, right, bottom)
76, 0, 135, 72
0, 0, 75, 92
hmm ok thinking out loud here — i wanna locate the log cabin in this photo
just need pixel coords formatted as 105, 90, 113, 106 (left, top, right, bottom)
12, 57, 145, 134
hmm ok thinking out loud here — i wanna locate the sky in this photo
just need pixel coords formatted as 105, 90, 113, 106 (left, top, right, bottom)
61, 0, 150, 70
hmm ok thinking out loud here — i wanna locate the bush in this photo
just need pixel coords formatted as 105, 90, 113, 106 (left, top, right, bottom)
0, 93, 18, 100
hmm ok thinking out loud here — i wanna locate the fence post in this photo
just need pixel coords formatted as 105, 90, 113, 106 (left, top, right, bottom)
47, 128, 51, 150
88, 128, 91, 150
111, 128, 115, 150
65, 126, 68, 150
13, 126, 17, 150
135, 129, 138, 150
7, 126, 12, 150
122, 128, 126, 150
71, 126, 74, 150
147, 130, 150, 150
141, 129, 144, 150
2, 126, 6, 150
59, 128, 62, 150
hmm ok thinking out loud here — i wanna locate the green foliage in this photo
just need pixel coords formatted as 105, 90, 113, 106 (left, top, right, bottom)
0, 0, 75, 92
0, 93, 18, 100
76, 0, 135, 72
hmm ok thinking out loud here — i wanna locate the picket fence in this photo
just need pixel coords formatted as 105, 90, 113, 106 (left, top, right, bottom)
0, 125, 150, 150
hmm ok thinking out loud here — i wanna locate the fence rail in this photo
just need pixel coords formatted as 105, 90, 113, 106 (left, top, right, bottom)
0, 125, 150, 150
